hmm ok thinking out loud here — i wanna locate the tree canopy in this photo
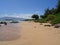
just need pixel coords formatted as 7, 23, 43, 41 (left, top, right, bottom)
32, 14, 39, 20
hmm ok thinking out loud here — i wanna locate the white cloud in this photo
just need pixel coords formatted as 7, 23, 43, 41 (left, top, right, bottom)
1, 13, 33, 19
34, 11, 40, 14
0, 10, 41, 19
34, 10, 44, 15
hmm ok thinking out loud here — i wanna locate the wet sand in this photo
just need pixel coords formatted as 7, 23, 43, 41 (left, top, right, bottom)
0, 23, 21, 41
0, 21, 60, 45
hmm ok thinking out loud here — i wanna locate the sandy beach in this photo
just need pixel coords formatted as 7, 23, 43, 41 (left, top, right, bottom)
0, 21, 60, 45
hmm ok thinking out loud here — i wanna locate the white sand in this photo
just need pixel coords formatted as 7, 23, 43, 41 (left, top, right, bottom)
0, 21, 60, 45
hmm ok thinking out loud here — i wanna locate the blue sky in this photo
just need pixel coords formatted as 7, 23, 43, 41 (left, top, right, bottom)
0, 0, 57, 18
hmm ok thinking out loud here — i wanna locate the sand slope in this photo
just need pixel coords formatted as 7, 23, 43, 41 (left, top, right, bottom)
0, 21, 60, 45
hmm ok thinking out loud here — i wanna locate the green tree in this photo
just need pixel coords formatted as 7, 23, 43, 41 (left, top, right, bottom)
32, 14, 39, 20
40, 15, 45, 18
50, 8, 56, 14
44, 8, 50, 17
56, 0, 60, 13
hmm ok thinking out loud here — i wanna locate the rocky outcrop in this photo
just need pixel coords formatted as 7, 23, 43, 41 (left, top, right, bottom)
54, 23, 60, 28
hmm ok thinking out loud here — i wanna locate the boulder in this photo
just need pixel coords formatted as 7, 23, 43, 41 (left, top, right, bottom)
54, 23, 60, 28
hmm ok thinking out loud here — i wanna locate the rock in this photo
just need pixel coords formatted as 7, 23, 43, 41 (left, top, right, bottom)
0, 22, 7, 25
4, 22, 7, 25
0, 25, 1, 27
54, 24, 60, 28
44, 25, 51, 27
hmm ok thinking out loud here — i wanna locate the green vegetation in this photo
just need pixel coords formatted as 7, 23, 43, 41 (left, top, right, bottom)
51, 13, 60, 25
31, 0, 60, 25
31, 14, 39, 20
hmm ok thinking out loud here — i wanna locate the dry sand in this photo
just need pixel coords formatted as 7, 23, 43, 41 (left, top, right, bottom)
0, 21, 60, 45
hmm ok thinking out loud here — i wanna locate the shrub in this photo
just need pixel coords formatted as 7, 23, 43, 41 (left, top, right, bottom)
38, 18, 47, 23
51, 13, 60, 25
51, 16, 60, 25
45, 15, 55, 21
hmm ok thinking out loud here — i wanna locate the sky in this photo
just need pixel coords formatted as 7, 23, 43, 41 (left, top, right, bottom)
0, 0, 57, 19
